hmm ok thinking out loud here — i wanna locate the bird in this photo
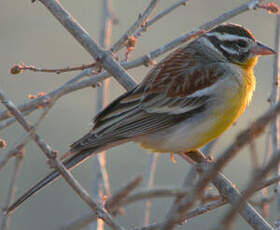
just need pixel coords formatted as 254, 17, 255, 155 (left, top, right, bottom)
7, 23, 275, 213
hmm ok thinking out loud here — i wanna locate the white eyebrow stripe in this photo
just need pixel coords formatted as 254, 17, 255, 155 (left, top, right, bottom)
220, 44, 239, 55
206, 32, 249, 41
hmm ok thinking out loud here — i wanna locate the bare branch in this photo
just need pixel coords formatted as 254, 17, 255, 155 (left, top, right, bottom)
0, 89, 125, 230
106, 176, 143, 212
271, 14, 280, 228
1, 148, 24, 230
133, 0, 190, 39
0, 135, 28, 172
0, 0, 268, 123
59, 172, 280, 230
0, 100, 55, 172
39, 0, 137, 91
110, 0, 160, 53
10, 63, 96, 75
59, 176, 143, 230
125, 0, 266, 70
161, 153, 273, 230
10, 0, 187, 77
260, 132, 272, 217
215, 147, 280, 230
91, 1, 114, 228
141, 153, 158, 226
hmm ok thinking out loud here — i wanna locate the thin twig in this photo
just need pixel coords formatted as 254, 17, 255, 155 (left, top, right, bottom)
260, 131, 272, 217
0, 67, 97, 130
141, 153, 158, 226
10, 0, 188, 77
161, 153, 273, 230
124, 174, 280, 228
0, 103, 54, 172
0, 89, 125, 230
10, 63, 96, 75
124, 0, 266, 70
110, 0, 160, 53
10, 0, 187, 77
248, 126, 260, 171
59, 173, 280, 230
1, 148, 24, 230
106, 176, 143, 213
91, 1, 113, 228
215, 148, 280, 230
39, 0, 137, 91
133, 0, 189, 39
166, 140, 217, 224
0, 136, 27, 173
0, 110, 33, 130
59, 176, 143, 230
272, 14, 280, 229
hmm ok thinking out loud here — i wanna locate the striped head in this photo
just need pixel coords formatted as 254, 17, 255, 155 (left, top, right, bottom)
202, 24, 275, 66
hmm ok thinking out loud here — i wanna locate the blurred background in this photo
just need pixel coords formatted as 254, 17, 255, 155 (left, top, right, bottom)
0, 0, 278, 229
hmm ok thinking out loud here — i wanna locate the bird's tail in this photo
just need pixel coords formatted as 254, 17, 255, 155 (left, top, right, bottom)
6, 148, 98, 214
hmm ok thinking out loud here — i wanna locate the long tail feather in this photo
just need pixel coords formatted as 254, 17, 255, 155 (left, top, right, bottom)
6, 148, 97, 214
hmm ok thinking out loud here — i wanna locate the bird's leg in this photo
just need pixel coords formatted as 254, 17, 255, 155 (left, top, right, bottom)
170, 153, 177, 163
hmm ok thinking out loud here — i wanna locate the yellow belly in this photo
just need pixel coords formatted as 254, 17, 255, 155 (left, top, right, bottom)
193, 93, 248, 150
190, 68, 256, 150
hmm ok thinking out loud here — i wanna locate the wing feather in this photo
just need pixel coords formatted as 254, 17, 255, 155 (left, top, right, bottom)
72, 45, 226, 152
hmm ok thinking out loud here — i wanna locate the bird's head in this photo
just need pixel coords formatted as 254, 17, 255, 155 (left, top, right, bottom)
203, 23, 276, 68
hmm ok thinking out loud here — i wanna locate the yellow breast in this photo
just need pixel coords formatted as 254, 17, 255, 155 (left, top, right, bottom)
194, 58, 257, 149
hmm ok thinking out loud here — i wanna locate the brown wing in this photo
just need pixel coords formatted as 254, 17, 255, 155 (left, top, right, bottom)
141, 45, 223, 97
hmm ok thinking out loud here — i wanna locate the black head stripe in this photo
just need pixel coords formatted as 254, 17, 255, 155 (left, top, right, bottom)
210, 24, 256, 41
206, 35, 231, 60
205, 24, 254, 64
206, 35, 247, 63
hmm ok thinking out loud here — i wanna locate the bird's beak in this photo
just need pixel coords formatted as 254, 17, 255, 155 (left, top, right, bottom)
251, 41, 276, 56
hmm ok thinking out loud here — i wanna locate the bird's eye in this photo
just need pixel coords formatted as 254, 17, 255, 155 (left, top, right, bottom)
237, 40, 247, 48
